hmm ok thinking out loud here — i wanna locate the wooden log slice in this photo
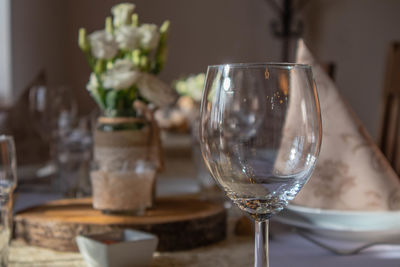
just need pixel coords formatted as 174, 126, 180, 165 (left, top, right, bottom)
14, 196, 226, 252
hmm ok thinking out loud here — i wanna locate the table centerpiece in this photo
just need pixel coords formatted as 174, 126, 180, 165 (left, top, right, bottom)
78, 2, 176, 214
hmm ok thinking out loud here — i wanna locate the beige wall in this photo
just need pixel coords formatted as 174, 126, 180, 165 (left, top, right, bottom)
11, 0, 68, 100
9, 0, 400, 139
302, 0, 400, 139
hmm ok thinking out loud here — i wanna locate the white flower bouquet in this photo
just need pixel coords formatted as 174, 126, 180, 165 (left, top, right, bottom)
79, 3, 175, 117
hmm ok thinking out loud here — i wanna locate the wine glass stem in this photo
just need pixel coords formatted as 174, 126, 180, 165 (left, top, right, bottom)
255, 220, 269, 267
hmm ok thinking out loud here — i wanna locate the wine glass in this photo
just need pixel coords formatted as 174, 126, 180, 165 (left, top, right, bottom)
29, 85, 77, 141
29, 85, 77, 176
0, 136, 17, 193
200, 63, 322, 266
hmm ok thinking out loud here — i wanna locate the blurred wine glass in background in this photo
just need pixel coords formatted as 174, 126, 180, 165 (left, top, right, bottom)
28, 85, 78, 178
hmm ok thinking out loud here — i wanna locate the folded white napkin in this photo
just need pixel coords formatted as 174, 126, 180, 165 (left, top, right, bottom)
293, 40, 400, 211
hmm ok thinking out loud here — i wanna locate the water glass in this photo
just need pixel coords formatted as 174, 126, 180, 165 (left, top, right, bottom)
0, 135, 17, 266
56, 128, 92, 198
0, 197, 12, 267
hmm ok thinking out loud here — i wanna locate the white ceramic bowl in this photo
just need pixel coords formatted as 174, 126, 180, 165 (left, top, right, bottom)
76, 229, 158, 267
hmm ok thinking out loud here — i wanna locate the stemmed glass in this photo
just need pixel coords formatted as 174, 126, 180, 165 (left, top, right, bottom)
29, 86, 77, 176
29, 85, 77, 141
199, 63, 322, 266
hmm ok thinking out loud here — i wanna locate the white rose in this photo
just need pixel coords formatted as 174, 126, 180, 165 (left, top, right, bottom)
137, 73, 176, 107
139, 24, 160, 50
111, 3, 135, 28
86, 72, 99, 92
103, 59, 140, 90
115, 25, 140, 50
89, 30, 118, 59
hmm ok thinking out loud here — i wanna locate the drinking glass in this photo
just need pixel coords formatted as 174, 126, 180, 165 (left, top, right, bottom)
0, 135, 17, 266
29, 85, 77, 177
200, 63, 322, 267
29, 86, 77, 138
56, 125, 93, 198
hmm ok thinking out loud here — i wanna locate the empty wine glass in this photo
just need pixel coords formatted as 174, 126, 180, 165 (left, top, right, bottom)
29, 85, 77, 141
29, 86, 77, 177
200, 63, 322, 266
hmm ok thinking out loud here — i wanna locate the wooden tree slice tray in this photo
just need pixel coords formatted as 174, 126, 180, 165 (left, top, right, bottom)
14, 196, 226, 252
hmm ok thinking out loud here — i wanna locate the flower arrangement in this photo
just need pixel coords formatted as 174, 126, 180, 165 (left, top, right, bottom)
78, 3, 176, 117
154, 73, 206, 131
174, 73, 206, 103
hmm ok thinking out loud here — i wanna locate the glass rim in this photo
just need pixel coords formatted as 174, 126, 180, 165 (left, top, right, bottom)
207, 62, 311, 69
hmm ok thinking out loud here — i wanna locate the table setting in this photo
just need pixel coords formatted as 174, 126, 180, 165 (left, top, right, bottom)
0, 2, 400, 267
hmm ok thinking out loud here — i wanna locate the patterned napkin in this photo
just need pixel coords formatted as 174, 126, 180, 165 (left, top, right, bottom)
293, 40, 400, 211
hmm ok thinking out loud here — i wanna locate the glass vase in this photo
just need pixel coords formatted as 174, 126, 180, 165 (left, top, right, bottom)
91, 115, 162, 214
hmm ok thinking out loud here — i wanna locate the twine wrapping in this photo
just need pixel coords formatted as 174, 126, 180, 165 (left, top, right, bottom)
91, 170, 156, 212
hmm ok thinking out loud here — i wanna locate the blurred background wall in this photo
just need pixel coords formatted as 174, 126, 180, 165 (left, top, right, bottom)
302, 0, 400, 141
4, 0, 400, 139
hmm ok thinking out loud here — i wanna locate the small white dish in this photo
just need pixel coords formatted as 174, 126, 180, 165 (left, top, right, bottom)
76, 229, 158, 267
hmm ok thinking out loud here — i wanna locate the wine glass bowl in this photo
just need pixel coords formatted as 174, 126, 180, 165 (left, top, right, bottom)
200, 63, 322, 266
28, 85, 78, 179
29, 85, 77, 142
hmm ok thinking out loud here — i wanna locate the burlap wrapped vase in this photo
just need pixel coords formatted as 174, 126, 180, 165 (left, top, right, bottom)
91, 115, 163, 214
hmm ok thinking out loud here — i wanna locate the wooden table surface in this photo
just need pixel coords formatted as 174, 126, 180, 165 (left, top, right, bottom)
10, 218, 400, 267
10, 207, 252, 267
10, 234, 254, 267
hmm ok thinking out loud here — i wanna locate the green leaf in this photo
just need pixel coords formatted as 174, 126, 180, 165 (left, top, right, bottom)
78, 28, 90, 52
132, 14, 139, 27
152, 21, 170, 74
94, 60, 106, 74
105, 16, 113, 34
106, 90, 118, 110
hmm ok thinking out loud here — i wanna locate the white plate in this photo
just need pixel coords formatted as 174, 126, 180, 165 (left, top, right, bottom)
274, 205, 400, 243
286, 205, 400, 230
